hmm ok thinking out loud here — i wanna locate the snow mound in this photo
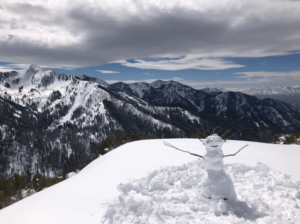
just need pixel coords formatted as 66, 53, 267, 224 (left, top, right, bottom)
102, 160, 300, 224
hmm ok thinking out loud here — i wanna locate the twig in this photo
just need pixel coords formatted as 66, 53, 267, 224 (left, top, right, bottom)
211, 125, 221, 135
223, 144, 248, 157
221, 129, 231, 140
228, 133, 236, 139
163, 141, 203, 158
200, 127, 207, 138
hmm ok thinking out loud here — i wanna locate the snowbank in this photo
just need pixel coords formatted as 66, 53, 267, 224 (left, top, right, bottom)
0, 139, 299, 224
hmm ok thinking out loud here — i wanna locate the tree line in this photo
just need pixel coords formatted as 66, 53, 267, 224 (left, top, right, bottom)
0, 130, 157, 209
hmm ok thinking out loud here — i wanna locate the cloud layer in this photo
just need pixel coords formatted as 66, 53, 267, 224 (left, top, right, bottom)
1, 0, 300, 69
96, 70, 120, 74
119, 56, 244, 70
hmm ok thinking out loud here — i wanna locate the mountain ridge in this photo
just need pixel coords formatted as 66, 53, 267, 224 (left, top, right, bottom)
108, 80, 300, 130
0, 65, 300, 179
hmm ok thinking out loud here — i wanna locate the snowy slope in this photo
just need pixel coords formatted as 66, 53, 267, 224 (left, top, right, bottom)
0, 65, 201, 134
1, 65, 198, 178
109, 80, 300, 133
0, 139, 299, 224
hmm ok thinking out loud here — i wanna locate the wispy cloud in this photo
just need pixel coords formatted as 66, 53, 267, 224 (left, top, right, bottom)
236, 71, 300, 80
0, 63, 31, 72
62, 67, 76, 71
104, 71, 300, 89
171, 77, 184, 82
0, 63, 77, 72
96, 70, 120, 74
179, 71, 300, 88
120, 56, 244, 70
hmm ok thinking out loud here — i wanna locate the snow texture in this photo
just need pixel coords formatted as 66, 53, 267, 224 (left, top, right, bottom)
102, 161, 300, 224
0, 139, 300, 224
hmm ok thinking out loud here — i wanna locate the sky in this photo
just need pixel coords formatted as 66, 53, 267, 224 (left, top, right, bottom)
0, 0, 300, 89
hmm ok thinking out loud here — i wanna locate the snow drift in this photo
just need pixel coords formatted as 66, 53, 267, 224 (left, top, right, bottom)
0, 139, 299, 224
103, 161, 299, 224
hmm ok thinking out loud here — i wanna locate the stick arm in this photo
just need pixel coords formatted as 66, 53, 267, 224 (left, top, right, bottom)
189, 152, 203, 158
223, 144, 248, 157
163, 141, 203, 158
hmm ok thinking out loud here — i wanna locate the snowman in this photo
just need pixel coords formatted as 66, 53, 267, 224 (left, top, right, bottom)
196, 134, 237, 202
164, 134, 248, 203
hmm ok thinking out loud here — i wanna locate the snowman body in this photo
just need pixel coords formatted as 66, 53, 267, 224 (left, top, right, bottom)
197, 134, 237, 202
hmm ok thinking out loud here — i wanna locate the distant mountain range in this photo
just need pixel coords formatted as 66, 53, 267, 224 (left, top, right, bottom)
1, 65, 300, 178
223, 86, 300, 96
108, 81, 300, 124
217, 86, 300, 107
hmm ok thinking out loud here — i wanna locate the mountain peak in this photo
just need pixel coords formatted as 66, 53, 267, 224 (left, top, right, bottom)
76, 74, 109, 87
77, 74, 87, 79
150, 80, 171, 88
200, 87, 223, 93
28, 64, 43, 73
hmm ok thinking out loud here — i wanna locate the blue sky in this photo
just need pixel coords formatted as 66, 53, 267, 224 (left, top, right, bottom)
2, 53, 300, 89
1, 0, 300, 89
54, 53, 300, 88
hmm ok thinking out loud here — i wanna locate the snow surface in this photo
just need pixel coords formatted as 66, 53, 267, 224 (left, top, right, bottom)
0, 139, 300, 224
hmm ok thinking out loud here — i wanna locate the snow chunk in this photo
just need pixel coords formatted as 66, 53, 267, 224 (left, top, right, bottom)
67, 172, 76, 179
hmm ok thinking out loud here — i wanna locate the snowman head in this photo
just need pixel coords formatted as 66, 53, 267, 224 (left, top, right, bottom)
204, 134, 224, 150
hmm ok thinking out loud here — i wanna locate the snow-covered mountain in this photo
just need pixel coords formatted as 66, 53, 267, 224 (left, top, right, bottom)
1, 65, 300, 179
76, 74, 109, 87
109, 80, 300, 131
0, 139, 299, 224
0, 66, 190, 178
1, 65, 239, 178
219, 86, 300, 107
224, 86, 300, 96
